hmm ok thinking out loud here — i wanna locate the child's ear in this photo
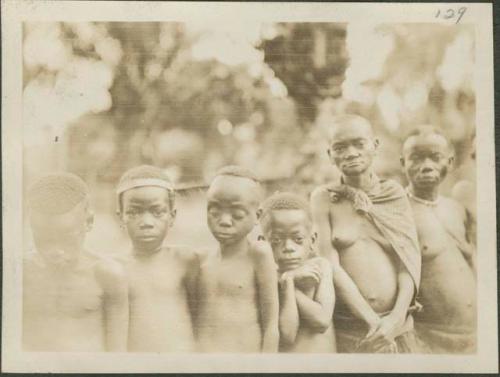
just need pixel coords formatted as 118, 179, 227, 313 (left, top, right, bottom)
311, 231, 318, 244
169, 208, 177, 223
400, 156, 405, 168
256, 208, 263, 220
448, 155, 455, 167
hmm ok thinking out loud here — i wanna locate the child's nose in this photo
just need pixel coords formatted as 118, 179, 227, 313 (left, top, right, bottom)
283, 240, 296, 253
219, 213, 232, 227
139, 212, 155, 227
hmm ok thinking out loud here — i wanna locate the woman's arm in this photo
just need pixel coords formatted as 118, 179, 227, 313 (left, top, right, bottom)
310, 187, 380, 330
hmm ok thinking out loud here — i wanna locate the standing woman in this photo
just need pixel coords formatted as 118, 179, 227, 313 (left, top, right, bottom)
310, 114, 422, 353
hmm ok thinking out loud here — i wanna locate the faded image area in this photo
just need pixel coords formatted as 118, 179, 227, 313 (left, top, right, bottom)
22, 21, 476, 354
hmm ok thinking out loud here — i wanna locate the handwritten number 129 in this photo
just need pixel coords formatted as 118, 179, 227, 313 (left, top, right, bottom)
436, 7, 467, 24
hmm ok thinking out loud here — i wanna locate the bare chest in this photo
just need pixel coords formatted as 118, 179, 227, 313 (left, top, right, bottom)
329, 200, 390, 250
214, 257, 256, 299
24, 266, 103, 317
412, 203, 466, 260
128, 257, 187, 299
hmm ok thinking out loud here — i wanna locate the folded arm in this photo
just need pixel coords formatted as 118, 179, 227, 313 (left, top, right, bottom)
278, 276, 299, 346
294, 259, 334, 333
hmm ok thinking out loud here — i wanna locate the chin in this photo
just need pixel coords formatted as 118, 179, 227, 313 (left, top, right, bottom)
342, 167, 366, 176
415, 178, 440, 188
133, 238, 163, 251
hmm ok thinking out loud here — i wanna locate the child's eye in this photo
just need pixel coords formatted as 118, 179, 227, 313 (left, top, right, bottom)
294, 237, 304, 244
151, 208, 167, 217
354, 140, 366, 148
431, 153, 443, 162
208, 207, 221, 217
232, 210, 247, 220
270, 236, 282, 245
126, 209, 139, 217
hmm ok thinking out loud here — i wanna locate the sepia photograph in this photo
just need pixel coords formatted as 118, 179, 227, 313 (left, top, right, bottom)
1, 0, 497, 373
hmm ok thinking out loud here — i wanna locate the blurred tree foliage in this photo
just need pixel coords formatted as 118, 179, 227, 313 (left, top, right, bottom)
61, 23, 271, 183
259, 23, 348, 124
23, 22, 475, 196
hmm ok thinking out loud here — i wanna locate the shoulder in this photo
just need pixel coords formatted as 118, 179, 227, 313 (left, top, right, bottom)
249, 239, 273, 258
310, 184, 331, 203
452, 180, 474, 197
440, 195, 467, 218
92, 253, 127, 285
451, 180, 475, 208
308, 256, 331, 273
169, 245, 216, 270
379, 178, 406, 195
249, 239, 276, 264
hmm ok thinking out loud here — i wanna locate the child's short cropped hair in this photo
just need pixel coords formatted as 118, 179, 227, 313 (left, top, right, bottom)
28, 172, 89, 215
260, 191, 312, 223
116, 165, 175, 211
212, 165, 260, 184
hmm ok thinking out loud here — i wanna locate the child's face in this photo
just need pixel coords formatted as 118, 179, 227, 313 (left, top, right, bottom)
30, 201, 91, 265
207, 176, 259, 246
263, 209, 313, 272
402, 133, 451, 190
120, 186, 175, 253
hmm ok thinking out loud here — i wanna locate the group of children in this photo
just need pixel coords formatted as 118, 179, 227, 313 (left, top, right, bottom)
23, 114, 476, 354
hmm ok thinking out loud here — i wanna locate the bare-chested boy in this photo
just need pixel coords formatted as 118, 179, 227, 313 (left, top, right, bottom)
24, 173, 128, 351
117, 165, 204, 352
311, 114, 421, 353
401, 126, 476, 353
198, 166, 279, 353
259, 192, 336, 353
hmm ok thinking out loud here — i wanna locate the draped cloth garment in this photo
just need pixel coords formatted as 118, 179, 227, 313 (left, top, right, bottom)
328, 176, 423, 353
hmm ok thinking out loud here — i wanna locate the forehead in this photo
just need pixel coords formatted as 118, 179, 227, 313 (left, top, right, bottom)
207, 176, 259, 204
331, 121, 373, 143
266, 209, 311, 231
30, 201, 86, 228
403, 133, 449, 154
122, 186, 170, 205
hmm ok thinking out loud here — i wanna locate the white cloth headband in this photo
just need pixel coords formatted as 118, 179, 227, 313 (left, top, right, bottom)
116, 178, 174, 195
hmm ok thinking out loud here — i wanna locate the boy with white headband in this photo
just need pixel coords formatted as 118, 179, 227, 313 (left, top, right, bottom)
117, 165, 206, 352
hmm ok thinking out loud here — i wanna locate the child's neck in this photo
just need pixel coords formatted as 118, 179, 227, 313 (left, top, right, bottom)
133, 244, 163, 259
220, 237, 249, 258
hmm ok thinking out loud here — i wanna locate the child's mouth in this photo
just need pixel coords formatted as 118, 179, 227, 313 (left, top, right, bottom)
214, 231, 235, 239
136, 234, 157, 241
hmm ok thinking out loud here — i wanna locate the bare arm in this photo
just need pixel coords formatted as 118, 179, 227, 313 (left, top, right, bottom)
253, 241, 280, 353
195, 252, 218, 352
294, 259, 334, 333
184, 248, 208, 340
392, 261, 415, 319
363, 260, 414, 344
97, 260, 129, 352
310, 188, 380, 328
278, 276, 299, 347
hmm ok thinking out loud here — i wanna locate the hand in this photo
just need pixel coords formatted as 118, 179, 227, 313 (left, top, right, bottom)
288, 263, 321, 290
278, 273, 294, 288
361, 312, 405, 348
326, 186, 342, 203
